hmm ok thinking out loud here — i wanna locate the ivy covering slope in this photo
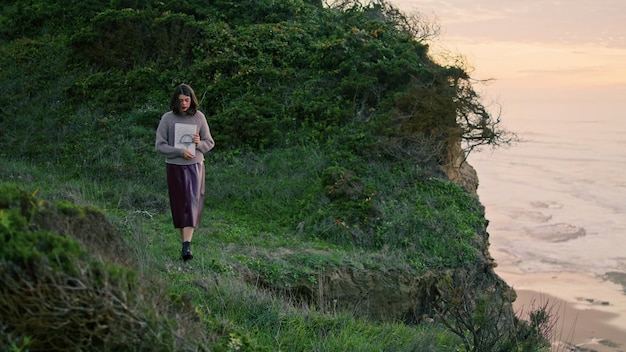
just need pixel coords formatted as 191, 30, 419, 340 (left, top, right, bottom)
0, 0, 511, 170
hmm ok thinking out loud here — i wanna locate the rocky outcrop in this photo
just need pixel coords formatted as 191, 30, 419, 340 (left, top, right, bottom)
442, 142, 479, 196
445, 160, 479, 196
313, 267, 442, 322
238, 224, 514, 325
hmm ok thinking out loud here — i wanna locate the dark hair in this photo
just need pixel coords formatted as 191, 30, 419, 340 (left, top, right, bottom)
169, 83, 199, 115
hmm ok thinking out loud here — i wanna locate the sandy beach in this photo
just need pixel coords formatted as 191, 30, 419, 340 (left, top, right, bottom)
501, 271, 626, 352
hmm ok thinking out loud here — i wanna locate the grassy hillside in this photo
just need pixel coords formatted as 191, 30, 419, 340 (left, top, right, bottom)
0, 0, 544, 351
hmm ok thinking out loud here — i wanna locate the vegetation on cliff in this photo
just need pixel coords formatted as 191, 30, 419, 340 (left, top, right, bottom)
0, 0, 550, 351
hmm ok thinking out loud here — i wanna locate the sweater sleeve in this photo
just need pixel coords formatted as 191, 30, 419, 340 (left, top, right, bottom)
196, 112, 216, 154
155, 113, 183, 159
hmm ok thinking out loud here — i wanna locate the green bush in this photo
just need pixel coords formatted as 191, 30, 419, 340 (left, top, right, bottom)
0, 0, 103, 39
0, 183, 197, 351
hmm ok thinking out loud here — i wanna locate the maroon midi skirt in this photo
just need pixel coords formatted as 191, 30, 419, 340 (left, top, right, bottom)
166, 162, 205, 228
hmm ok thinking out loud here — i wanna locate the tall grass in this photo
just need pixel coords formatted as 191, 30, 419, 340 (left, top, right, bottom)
205, 146, 328, 231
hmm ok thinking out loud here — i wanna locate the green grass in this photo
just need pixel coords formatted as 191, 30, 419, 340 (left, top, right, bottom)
1, 142, 550, 351
0, 142, 485, 279
1, 153, 471, 351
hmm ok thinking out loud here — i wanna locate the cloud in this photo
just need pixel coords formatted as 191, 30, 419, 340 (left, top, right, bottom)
392, 0, 626, 100
517, 66, 609, 76
394, 0, 626, 48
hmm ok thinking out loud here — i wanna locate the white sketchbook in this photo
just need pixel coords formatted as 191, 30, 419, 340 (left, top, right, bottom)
174, 123, 197, 157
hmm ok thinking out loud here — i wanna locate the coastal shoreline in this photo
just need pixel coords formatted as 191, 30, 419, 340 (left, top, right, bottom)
501, 272, 626, 352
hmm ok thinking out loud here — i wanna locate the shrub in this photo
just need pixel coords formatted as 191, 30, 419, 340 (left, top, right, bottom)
436, 270, 552, 352
0, 183, 196, 351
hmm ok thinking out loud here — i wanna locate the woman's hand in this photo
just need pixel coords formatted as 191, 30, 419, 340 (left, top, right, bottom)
192, 133, 200, 146
182, 149, 194, 159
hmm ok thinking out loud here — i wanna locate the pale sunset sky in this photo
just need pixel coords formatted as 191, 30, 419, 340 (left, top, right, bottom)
390, 0, 626, 103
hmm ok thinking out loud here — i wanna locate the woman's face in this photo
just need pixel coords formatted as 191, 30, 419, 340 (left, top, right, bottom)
178, 94, 191, 112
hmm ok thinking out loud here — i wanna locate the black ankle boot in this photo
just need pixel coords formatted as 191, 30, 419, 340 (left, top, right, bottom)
181, 241, 193, 261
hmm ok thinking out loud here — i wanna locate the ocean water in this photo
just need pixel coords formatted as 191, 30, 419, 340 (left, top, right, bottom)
468, 99, 626, 333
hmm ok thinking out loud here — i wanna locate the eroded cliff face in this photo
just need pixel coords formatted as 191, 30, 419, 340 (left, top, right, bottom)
442, 142, 480, 197
445, 161, 479, 197
296, 266, 442, 323
240, 223, 514, 325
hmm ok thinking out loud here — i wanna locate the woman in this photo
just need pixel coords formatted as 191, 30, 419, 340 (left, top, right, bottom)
155, 84, 215, 260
